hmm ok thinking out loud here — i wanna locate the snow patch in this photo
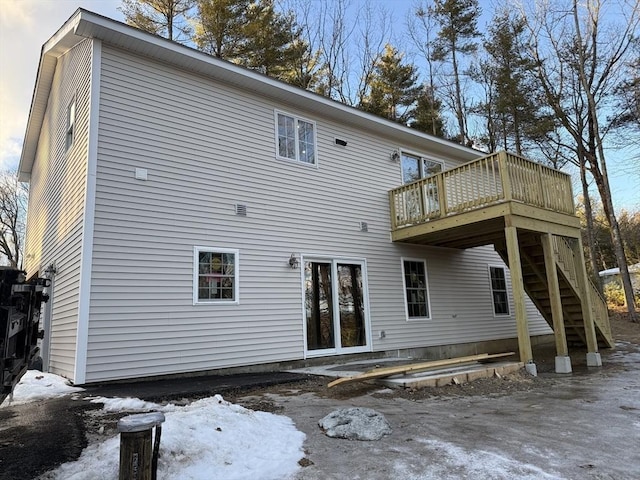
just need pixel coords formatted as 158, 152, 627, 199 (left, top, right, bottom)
0, 370, 83, 407
43, 394, 306, 480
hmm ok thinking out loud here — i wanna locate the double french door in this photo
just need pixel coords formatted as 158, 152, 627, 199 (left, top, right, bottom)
304, 259, 370, 356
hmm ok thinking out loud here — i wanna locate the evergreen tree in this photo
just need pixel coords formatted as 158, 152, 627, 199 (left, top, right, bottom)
483, 10, 550, 156
120, 0, 195, 41
238, 0, 308, 82
360, 44, 422, 124
193, 0, 313, 87
193, 0, 250, 58
410, 85, 447, 137
431, 0, 481, 145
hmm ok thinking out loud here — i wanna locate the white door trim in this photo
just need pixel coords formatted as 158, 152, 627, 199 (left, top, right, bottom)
301, 255, 372, 359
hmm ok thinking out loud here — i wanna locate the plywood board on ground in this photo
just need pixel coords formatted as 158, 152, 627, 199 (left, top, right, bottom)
327, 352, 515, 388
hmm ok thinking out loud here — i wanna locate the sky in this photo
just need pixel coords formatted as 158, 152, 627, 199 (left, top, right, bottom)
0, 0, 637, 212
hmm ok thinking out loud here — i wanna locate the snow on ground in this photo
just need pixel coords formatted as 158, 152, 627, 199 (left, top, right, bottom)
0, 370, 83, 407
6, 371, 305, 479
42, 393, 306, 480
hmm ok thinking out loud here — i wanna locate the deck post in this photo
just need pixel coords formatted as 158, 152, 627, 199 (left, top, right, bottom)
498, 151, 512, 201
504, 223, 535, 374
388, 190, 397, 230
541, 233, 571, 373
572, 237, 601, 366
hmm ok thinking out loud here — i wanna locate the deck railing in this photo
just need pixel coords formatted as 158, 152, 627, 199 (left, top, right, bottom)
389, 151, 575, 230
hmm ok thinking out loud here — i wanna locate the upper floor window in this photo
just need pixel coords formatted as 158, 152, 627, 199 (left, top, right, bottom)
402, 259, 431, 320
489, 266, 509, 315
194, 247, 239, 304
276, 111, 316, 165
65, 98, 76, 152
401, 152, 442, 184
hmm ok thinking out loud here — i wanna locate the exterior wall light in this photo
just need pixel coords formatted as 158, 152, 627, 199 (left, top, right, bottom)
391, 150, 400, 162
289, 253, 299, 269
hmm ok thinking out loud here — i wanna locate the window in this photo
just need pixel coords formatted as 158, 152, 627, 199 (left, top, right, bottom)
276, 112, 316, 165
65, 98, 76, 152
489, 266, 509, 315
401, 152, 443, 184
402, 259, 431, 319
194, 247, 239, 304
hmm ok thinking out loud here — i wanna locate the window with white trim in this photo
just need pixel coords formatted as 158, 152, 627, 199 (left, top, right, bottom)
65, 98, 76, 152
402, 259, 431, 319
489, 266, 509, 315
194, 247, 239, 304
276, 111, 316, 164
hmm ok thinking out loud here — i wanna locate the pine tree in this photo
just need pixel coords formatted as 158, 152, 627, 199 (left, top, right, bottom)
192, 0, 250, 58
360, 44, 422, 124
410, 85, 446, 137
431, 0, 481, 145
483, 9, 549, 156
238, 1, 308, 82
120, 0, 195, 41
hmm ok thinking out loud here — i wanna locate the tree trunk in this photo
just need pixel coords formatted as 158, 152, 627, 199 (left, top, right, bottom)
579, 155, 601, 288
450, 46, 466, 144
571, 0, 637, 321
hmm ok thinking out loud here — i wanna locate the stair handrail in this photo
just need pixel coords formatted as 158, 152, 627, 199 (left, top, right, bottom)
553, 236, 614, 347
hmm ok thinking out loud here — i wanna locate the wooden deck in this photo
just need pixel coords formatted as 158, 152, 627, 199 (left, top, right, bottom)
389, 151, 579, 248
388, 151, 614, 368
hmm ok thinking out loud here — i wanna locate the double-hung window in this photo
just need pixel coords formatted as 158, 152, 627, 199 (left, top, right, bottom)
65, 98, 76, 152
489, 266, 509, 315
402, 259, 431, 320
276, 111, 316, 165
194, 247, 239, 304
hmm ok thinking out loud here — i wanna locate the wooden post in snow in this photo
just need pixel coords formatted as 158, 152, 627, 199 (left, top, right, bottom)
117, 412, 165, 480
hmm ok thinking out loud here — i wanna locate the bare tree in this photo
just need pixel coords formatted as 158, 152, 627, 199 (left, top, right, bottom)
522, 0, 640, 320
0, 172, 27, 268
283, 0, 388, 106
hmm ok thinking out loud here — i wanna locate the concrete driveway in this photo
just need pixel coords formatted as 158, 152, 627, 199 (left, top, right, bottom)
239, 342, 640, 480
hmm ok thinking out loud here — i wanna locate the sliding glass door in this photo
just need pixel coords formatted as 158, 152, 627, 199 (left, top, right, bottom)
304, 259, 370, 355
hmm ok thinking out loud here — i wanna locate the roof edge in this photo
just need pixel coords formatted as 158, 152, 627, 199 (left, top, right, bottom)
19, 9, 481, 182
18, 9, 87, 182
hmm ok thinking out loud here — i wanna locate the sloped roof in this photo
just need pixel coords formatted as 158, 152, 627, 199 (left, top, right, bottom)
18, 9, 481, 182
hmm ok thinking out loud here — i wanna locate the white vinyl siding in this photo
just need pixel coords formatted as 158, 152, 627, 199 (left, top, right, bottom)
83, 45, 550, 382
22, 39, 93, 381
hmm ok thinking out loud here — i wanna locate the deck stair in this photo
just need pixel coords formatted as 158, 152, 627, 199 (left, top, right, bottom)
495, 234, 613, 349
388, 150, 614, 358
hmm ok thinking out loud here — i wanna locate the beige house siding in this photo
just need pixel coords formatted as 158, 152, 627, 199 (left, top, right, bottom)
22, 38, 94, 380
84, 45, 549, 382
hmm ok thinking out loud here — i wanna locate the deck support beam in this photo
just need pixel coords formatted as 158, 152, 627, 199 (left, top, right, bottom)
541, 233, 572, 373
571, 237, 601, 366
504, 224, 534, 371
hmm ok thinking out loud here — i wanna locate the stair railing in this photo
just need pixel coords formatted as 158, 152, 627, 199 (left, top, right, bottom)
553, 236, 614, 347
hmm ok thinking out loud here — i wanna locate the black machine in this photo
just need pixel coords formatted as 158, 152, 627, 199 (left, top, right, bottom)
0, 267, 49, 405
